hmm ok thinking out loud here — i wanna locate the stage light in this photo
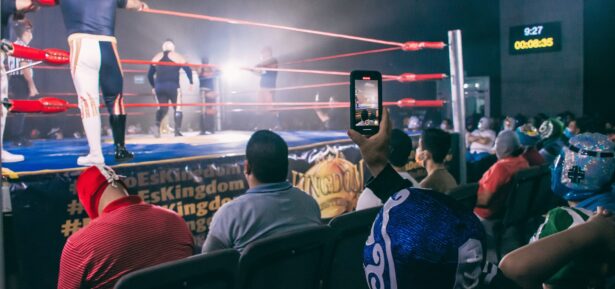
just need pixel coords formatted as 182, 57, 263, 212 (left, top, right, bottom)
221, 62, 243, 81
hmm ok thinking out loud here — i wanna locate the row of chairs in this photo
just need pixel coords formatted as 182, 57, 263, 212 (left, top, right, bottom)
115, 167, 558, 289
446, 165, 563, 258
115, 206, 382, 289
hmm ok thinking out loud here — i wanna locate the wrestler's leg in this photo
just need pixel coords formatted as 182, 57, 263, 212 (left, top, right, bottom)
70, 37, 104, 166
99, 41, 133, 162
172, 88, 182, 137
152, 88, 170, 138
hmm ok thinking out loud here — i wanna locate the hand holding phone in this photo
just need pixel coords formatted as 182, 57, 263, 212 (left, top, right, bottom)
350, 70, 383, 136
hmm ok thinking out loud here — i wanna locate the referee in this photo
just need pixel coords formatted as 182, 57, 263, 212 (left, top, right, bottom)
7, 18, 38, 146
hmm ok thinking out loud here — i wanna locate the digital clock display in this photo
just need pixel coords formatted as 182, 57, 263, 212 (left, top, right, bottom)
509, 22, 561, 54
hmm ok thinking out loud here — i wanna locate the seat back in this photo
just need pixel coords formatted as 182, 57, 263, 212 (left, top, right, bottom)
323, 207, 382, 289
114, 249, 239, 289
528, 165, 562, 216
237, 225, 332, 289
502, 166, 544, 227
445, 183, 479, 210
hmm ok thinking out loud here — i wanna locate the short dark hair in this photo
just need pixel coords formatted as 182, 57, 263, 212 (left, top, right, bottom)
246, 130, 289, 183
421, 128, 451, 163
389, 129, 413, 167
361, 110, 369, 121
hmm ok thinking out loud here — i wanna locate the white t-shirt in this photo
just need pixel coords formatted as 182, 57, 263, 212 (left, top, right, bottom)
356, 171, 419, 210
468, 129, 496, 154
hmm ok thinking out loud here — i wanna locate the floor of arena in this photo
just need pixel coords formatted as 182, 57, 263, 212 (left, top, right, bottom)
2, 130, 353, 175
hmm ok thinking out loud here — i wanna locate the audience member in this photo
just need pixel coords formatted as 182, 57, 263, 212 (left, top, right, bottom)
416, 128, 458, 193
440, 118, 454, 133
348, 110, 615, 289
58, 166, 194, 289
530, 133, 615, 289
202, 130, 321, 253
466, 117, 496, 163
564, 119, 580, 139
407, 115, 421, 131
474, 130, 529, 220
502, 116, 516, 131
516, 124, 545, 166
538, 118, 567, 164
356, 129, 418, 210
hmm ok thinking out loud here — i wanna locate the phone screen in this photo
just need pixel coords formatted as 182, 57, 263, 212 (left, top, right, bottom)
353, 79, 380, 128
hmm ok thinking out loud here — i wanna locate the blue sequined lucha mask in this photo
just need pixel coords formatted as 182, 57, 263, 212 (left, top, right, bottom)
551, 133, 615, 201
363, 188, 486, 289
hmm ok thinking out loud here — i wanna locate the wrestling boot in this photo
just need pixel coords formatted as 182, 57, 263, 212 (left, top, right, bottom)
151, 109, 164, 138
2, 150, 24, 163
174, 111, 183, 137
77, 154, 104, 166
110, 114, 134, 162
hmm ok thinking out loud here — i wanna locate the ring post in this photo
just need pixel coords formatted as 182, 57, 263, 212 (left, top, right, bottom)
448, 30, 467, 184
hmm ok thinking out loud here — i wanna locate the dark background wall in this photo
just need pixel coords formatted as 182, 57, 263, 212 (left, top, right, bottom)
499, 0, 584, 117
584, 0, 615, 122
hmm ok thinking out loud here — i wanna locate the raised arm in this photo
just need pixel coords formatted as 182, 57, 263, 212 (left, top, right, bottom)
499, 207, 615, 289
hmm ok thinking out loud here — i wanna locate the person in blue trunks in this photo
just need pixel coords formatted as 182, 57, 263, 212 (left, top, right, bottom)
147, 39, 193, 137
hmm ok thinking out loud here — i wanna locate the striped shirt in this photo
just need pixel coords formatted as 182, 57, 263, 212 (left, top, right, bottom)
58, 196, 194, 289
7, 40, 31, 76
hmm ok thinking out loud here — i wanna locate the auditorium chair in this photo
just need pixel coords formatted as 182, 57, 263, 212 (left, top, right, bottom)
497, 166, 545, 256
237, 225, 332, 289
322, 206, 382, 289
114, 249, 239, 289
528, 165, 563, 217
445, 183, 479, 210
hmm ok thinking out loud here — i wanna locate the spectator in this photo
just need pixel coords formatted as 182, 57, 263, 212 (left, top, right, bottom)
356, 129, 418, 210
564, 119, 580, 139
474, 130, 529, 220
466, 117, 496, 163
416, 128, 458, 193
533, 113, 548, 129
202, 130, 321, 253
407, 115, 422, 131
538, 118, 567, 164
530, 133, 615, 289
516, 124, 545, 166
439, 118, 454, 133
607, 128, 615, 143
58, 166, 193, 289
348, 110, 615, 289
502, 116, 516, 131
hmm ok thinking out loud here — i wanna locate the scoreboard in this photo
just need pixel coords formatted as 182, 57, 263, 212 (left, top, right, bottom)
509, 22, 562, 55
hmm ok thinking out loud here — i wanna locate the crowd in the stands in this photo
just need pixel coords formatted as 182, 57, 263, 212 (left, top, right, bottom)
59, 110, 615, 289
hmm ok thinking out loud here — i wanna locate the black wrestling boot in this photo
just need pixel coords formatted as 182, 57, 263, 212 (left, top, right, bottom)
174, 111, 183, 137
110, 114, 134, 162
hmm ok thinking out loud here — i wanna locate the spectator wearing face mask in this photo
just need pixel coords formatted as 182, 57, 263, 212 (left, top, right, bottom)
474, 130, 529, 220
531, 133, 615, 289
466, 117, 496, 163
415, 128, 458, 193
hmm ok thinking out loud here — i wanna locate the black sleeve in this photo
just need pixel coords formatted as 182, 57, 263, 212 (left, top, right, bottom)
147, 65, 156, 88
365, 164, 413, 203
481, 262, 522, 289
182, 66, 193, 85
117, 0, 128, 8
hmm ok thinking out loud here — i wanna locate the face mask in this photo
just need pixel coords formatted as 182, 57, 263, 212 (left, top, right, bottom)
415, 147, 426, 167
563, 128, 575, 139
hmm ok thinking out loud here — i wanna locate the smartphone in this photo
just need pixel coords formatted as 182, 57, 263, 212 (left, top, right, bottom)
350, 70, 382, 135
